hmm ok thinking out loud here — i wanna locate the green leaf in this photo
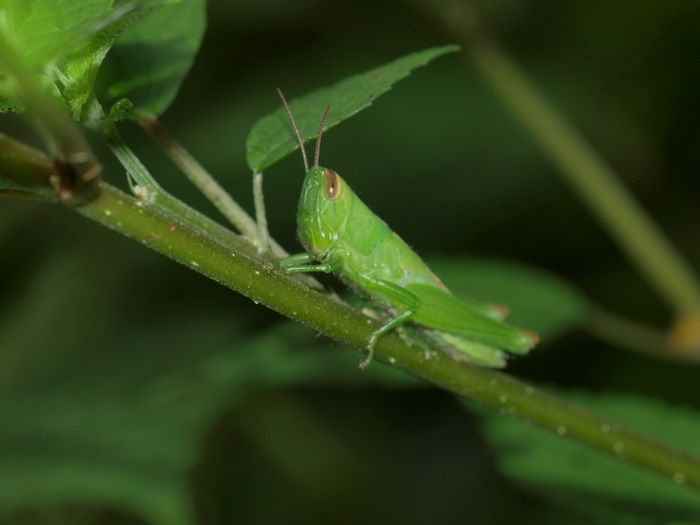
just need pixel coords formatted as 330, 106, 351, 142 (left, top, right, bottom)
19, 0, 113, 68
474, 392, 700, 522
0, 324, 340, 524
97, 0, 207, 117
0, 0, 203, 122
246, 45, 460, 172
107, 97, 135, 121
61, 2, 177, 122
0, 248, 413, 525
427, 257, 588, 341
0, 0, 110, 113
0, 93, 24, 114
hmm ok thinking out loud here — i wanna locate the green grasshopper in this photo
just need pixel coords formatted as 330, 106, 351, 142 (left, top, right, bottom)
275, 90, 538, 369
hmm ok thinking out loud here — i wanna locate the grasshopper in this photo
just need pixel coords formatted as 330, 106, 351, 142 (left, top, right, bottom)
275, 90, 538, 369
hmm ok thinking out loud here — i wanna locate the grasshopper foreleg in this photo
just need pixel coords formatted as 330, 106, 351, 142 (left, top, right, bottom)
276, 252, 338, 274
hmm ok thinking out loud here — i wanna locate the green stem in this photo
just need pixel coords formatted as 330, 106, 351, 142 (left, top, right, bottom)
102, 121, 257, 259
3, 143, 700, 492
71, 184, 700, 492
252, 171, 271, 255
0, 132, 56, 200
584, 307, 693, 363
133, 117, 328, 293
139, 116, 284, 254
77, 184, 700, 488
468, 40, 700, 316
0, 33, 100, 205
421, 0, 700, 317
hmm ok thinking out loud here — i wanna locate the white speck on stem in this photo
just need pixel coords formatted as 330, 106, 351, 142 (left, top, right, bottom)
499, 395, 508, 404
556, 426, 567, 436
613, 442, 624, 454
104, 209, 112, 216
191, 261, 199, 267
525, 386, 534, 394
600, 423, 612, 433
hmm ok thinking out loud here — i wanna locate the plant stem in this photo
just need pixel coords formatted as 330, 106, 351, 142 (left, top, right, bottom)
102, 121, 258, 258
139, 116, 287, 257
467, 40, 700, 317
0, 132, 56, 200
133, 117, 328, 292
0, 33, 100, 205
420, 0, 700, 334
69, 183, 700, 492
77, 184, 700, 489
3, 138, 700, 491
584, 308, 700, 363
252, 171, 271, 255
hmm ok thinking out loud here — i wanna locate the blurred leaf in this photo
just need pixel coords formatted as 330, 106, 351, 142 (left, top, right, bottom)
98, 0, 207, 117
0, 93, 24, 113
427, 257, 588, 341
0, 304, 414, 525
0, 0, 108, 113
18, 0, 113, 68
0, 0, 202, 123
245, 45, 459, 172
61, 1, 178, 122
474, 392, 700, 522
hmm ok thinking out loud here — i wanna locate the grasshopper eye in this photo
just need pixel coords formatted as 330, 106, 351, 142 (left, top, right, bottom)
325, 169, 343, 200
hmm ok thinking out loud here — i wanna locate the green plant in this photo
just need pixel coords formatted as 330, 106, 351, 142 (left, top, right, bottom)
2, 1, 700, 524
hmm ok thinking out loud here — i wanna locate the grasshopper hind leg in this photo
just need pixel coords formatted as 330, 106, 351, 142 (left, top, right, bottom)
358, 309, 415, 370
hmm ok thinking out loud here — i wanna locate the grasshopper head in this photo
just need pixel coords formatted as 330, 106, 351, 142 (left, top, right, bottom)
275, 90, 345, 258
296, 166, 352, 257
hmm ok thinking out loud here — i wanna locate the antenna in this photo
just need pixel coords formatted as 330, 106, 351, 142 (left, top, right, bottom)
314, 104, 331, 173
276, 88, 309, 172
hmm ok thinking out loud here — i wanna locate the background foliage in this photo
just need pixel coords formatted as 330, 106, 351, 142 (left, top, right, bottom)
1, 0, 700, 524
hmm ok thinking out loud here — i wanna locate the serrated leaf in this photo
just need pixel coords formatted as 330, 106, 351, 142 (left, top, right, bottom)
97, 0, 206, 117
246, 45, 459, 172
474, 392, 700, 521
427, 257, 587, 341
